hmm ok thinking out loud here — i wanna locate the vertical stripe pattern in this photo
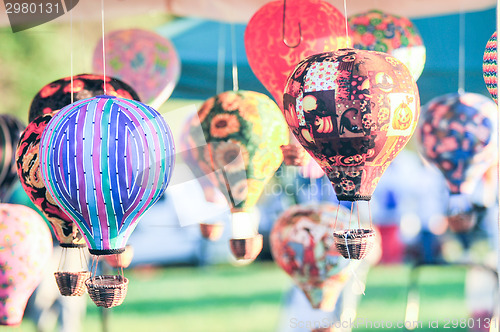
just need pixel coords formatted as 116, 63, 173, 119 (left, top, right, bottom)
39, 96, 174, 253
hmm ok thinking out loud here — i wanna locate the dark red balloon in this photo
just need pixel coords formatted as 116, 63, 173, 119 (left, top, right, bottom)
28, 74, 140, 122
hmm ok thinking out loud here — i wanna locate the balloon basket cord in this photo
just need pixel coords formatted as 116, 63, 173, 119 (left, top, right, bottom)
86, 275, 129, 308
333, 228, 375, 260
54, 271, 91, 296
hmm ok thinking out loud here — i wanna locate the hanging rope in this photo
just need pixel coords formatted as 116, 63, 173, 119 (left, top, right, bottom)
216, 23, 226, 95
457, 9, 465, 94
343, 0, 350, 48
100, 0, 107, 94
333, 201, 341, 230
230, 24, 239, 92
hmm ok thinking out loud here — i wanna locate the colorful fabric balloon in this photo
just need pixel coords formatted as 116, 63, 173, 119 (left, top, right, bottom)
245, 0, 350, 109
0, 115, 25, 202
92, 29, 180, 110
349, 10, 426, 81
39, 96, 175, 254
185, 90, 289, 212
270, 203, 352, 310
283, 49, 420, 201
16, 112, 85, 247
0, 203, 53, 326
483, 31, 497, 104
419, 92, 496, 195
28, 74, 140, 122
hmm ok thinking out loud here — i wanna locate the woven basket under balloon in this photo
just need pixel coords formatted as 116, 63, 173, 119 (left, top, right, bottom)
280, 144, 308, 166
447, 213, 476, 233
229, 234, 263, 260
333, 229, 375, 260
86, 275, 129, 308
54, 271, 91, 296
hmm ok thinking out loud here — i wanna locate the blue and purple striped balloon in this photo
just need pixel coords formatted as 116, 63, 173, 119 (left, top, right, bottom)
39, 95, 175, 255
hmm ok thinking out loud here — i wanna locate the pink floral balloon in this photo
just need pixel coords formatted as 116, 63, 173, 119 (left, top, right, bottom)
270, 203, 352, 310
0, 204, 52, 326
93, 29, 180, 109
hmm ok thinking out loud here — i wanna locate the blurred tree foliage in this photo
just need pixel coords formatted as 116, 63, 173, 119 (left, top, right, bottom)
0, 13, 174, 123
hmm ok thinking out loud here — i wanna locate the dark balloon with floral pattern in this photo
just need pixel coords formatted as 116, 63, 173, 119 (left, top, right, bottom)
28, 74, 140, 122
419, 92, 496, 195
16, 112, 85, 247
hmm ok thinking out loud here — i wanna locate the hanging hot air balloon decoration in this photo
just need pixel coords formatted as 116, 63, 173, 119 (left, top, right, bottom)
185, 90, 289, 260
418, 92, 496, 233
283, 49, 420, 259
0, 204, 52, 326
180, 114, 227, 241
17, 112, 85, 248
16, 111, 91, 296
28, 74, 140, 122
0, 115, 25, 202
245, 0, 350, 166
39, 95, 175, 307
349, 10, 426, 81
270, 203, 353, 310
483, 31, 497, 104
92, 29, 180, 110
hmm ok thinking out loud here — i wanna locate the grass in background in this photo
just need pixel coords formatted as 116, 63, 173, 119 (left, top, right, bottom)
9, 262, 478, 332
354, 265, 469, 332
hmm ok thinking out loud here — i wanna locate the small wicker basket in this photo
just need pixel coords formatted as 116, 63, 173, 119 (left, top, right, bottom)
280, 144, 308, 166
86, 275, 129, 308
333, 229, 375, 260
54, 271, 91, 296
229, 234, 263, 260
199, 222, 224, 241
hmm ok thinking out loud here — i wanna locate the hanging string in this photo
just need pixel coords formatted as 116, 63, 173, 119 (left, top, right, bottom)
230, 24, 239, 92
457, 8, 465, 94
368, 201, 373, 229
216, 23, 226, 95
348, 201, 354, 229
79, 8, 86, 74
356, 201, 361, 229
70, 0, 74, 104
79, 247, 88, 271
100, 0, 107, 95
90, 255, 100, 278
333, 201, 340, 230
343, 0, 350, 48
57, 247, 66, 271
